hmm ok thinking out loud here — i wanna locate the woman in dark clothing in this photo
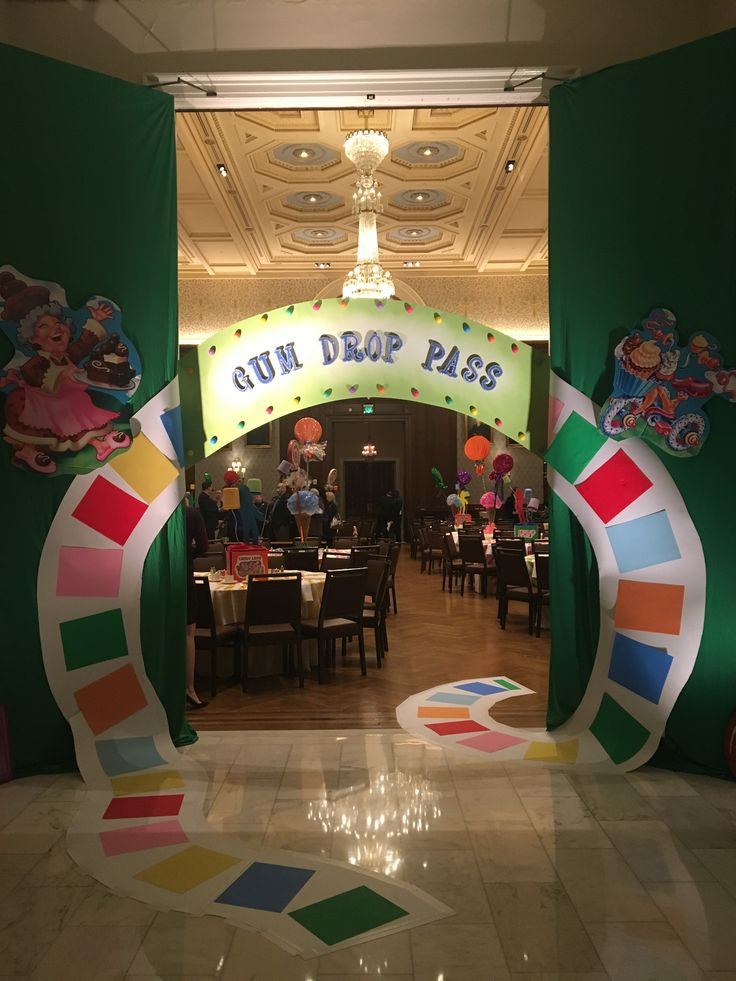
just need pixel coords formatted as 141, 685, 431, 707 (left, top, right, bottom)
321, 491, 339, 546
185, 500, 209, 709
270, 485, 295, 542
498, 491, 518, 521
198, 480, 220, 539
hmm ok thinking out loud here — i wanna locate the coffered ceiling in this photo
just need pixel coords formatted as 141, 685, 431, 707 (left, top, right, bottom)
176, 106, 548, 279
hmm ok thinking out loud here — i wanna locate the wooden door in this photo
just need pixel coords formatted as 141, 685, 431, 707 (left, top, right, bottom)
343, 460, 396, 519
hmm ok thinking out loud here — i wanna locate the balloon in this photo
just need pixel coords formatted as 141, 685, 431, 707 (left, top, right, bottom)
223, 469, 239, 486
492, 452, 514, 476
431, 467, 447, 489
479, 491, 496, 509
456, 469, 472, 489
447, 493, 462, 509
287, 439, 301, 469
464, 435, 491, 463
474, 463, 485, 476
327, 468, 337, 485
294, 416, 323, 443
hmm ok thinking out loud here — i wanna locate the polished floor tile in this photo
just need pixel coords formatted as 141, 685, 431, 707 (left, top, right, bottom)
2, 729, 736, 979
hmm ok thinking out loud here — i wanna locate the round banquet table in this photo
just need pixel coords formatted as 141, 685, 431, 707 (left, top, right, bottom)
195, 571, 327, 677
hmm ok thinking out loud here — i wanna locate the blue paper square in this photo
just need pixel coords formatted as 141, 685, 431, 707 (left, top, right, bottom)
160, 406, 185, 468
95, 736, 167, 776
454, 681, 507, 696
215, 862, 314, 912
427, 691, 480, 706
608, 632, 673, 704
606, 510, 681, 574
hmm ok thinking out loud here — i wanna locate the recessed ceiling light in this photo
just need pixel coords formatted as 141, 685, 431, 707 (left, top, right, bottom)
505, 159, 516, 173
307, 194, 319, 202
296, 147, 314, 159
409, 229, 419, 236
314, 261, 331, 269
415, 194, 425, 201
216, 163, 228, 177
419, 146, 438, 157
314, 230, 327, 237
403, 260, 421, 267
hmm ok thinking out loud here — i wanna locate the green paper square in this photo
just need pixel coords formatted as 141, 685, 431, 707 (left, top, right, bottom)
60, 608, 128, 672
288, 885, 408, 945
544, 410, 607, 484
493, 678, 520, 690
589, 693, 650, 765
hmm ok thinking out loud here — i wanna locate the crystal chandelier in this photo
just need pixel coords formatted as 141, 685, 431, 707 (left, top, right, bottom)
342, 129, 395, 300
361, 442, 377, 457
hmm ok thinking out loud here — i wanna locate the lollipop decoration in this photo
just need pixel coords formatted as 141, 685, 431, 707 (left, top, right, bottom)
464, 435, 491, 476
293, 417, 327, 472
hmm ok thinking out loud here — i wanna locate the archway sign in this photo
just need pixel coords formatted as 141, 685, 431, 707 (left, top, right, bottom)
178, 297, 551, 461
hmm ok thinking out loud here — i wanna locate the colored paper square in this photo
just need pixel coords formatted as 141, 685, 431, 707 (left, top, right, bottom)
417, 705, 470, 719
56, 546, 123, 598
160, 405, 185, 467
575, 449, 653, 524
426, 692, 480, 706
492, 678, 520, 691
524, 740, 579, 763
110, 433, 180, 504
72, 475, 148, 545
103, 794, 184, 820
111, 771, 184, 796
215, 862, 314, 913
455, 681, 507, 696
288, 885, 408, 946
100, 818, 188, 857
606, 509, 681, 573
134, 845, 241, 894
425, 719, 489, 736
544, 410, 608, 484
457, 730, 527, 753
590, 693, 650, 765
548, 396, 565, 441
614, 580, 685, 635
608, 633, 673, 704
74, 663, 147, 735
95, 736, 167, 776
60, 608, 128, 672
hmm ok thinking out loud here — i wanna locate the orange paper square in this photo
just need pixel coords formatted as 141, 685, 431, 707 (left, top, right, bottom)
74, 663, 148, 735
417, 706, 471, 719
614, 580, 685, 636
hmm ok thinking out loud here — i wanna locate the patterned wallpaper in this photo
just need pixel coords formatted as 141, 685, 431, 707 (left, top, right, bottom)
178, 275, 549, 342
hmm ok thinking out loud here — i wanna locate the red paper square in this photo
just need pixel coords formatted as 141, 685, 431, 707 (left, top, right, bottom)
575, 449, 653, 524
425, 719, 489, 736
72, 476, 148, 545
103, 794, 185, 820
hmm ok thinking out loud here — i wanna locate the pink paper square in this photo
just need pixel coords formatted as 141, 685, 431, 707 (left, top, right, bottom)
72, 475, 148, 545
548, 397, 565, 441
457, 730, 527, 753
56, 546, 124, 597
99, 818, 188, 856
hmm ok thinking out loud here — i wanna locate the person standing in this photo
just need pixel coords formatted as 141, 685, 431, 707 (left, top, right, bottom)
198, 479, 220, 539
321, 490, 339, 546
185, 498, 209, 710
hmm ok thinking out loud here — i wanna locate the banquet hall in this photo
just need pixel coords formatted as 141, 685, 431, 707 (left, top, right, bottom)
2, 4, 736, 980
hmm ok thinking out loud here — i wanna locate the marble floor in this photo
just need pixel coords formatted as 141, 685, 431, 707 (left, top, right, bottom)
1, 730, 736, 980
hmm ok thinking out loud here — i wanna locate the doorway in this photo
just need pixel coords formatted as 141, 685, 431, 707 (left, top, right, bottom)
344, 459, 397, 520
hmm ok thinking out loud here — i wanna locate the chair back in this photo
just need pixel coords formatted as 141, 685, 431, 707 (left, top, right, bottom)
193, 577, 216, 631
442, 532, 458, 561
535, 552, 550, 591
377, 540, 391, 557
388, 542, 400, 578
245, 572, 302, 627
334, 536, 356, 548
282, 548, 319, 572
320, 551, 353, 572
458, 534, 487, 564
365, 555, 390, 604
495, 537, 526, 553
494, 528, 517, 539
320, 567, 368, 624
349, 544, 380, 567
427, 529, 444, 551
532, 539, 550, 555
193, 546, 227, 572
495, 548, 532, 589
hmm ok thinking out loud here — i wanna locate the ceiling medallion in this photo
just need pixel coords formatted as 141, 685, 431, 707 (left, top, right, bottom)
342, 130, 394, 301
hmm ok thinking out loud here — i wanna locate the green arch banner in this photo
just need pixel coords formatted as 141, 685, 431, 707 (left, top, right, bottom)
178, 297, 550, 463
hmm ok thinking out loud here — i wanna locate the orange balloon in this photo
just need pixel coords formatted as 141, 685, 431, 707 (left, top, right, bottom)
464, 435, 491, 462
294, 416, 322, 443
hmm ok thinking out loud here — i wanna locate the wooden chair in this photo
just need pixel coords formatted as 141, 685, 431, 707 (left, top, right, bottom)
282, 548, 319, 572
362, 555, 391, 666
441, 532, 463, 593
193, 578, 242, 697
242, 572, 304, 690
350, 545, 380, 567
320, 550, 353, 572
534, 552, 550, 637
532, 539, 550, 555
458, 534, 493, 597
494, 537, 526, 553
193, 544, 227, 572
424, 529, 444, 577
302, 567, 369, 682
495, 548, 536, 634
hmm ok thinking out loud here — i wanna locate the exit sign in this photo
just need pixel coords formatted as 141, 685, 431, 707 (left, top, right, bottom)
363, 404, 374, 414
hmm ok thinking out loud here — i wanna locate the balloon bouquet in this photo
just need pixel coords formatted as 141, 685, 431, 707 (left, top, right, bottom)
461, 434, 517, 535
285, 416, 327, 542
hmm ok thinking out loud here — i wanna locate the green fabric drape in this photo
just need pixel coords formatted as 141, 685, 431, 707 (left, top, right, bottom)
547, 28, 736, 776
0, 43, 191, 775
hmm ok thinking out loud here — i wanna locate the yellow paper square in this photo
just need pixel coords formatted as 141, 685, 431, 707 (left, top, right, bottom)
134, 845, 241, 894
110, 433, 180, 503
111, 770, 185, 796
524, 740, 579, 764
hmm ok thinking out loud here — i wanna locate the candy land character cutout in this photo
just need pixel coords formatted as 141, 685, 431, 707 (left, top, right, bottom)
598, 307, 736, 457
0, 269, 139, 475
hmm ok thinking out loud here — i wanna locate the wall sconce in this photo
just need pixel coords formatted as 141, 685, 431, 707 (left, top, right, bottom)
231, 457, 243, 473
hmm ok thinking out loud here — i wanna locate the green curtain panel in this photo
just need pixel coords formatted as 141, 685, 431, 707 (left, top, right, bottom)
548, 28, 736, 775
0, 43, 191, 775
